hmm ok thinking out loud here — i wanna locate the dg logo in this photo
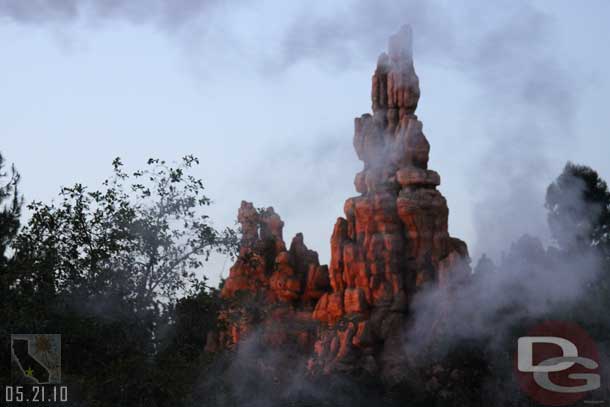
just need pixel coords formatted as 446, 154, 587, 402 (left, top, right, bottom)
515, 321, 601, 406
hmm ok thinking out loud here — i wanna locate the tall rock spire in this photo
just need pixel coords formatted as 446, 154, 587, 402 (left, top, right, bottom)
354, 24, 429, 194
310, 26, 470, 379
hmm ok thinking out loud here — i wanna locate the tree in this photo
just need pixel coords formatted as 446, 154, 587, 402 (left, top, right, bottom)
6, 156, 237, 405
0, 152, 22, 263
0, 152, 22, 385
14, 155, 236, 308
546, 162, 610, 257
546, 162, 610, 345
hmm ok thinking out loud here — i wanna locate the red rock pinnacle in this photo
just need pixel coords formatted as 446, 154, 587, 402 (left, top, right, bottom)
309, 25, 469, 378
211, 201, 329, 350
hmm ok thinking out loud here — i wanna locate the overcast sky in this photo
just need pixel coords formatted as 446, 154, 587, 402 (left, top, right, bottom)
1, 0, 609, 284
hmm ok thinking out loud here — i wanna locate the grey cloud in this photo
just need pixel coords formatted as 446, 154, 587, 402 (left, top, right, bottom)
276, 0, 454, 71
0, 0, 220, 27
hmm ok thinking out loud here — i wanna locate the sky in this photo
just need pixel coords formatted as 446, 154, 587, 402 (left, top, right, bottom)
1, 0, 609, 285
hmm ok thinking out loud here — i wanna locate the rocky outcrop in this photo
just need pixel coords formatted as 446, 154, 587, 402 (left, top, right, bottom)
210, 25, 470, 386
210, 201, 330, 350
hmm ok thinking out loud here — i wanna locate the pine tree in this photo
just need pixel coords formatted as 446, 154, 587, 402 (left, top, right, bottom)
0, 152, 22, 263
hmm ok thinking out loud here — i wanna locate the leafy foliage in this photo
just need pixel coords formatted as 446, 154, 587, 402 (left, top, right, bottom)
14, 155, 236, 305
1, 155, 237, 405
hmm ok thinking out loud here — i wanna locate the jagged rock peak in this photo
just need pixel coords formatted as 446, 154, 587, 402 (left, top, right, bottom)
372, 24, 420, 115
214, 201, 331, 350
237, 200, 285, 251
355, 25, 433, 195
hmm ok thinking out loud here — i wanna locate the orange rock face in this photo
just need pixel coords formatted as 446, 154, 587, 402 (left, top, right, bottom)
211, 201, 330, 350
209, 26, 470, 385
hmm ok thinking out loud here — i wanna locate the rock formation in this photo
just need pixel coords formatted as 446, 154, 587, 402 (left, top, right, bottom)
208, 25, 470, 385
308, 25, 469, 380
207, 201, 330, 351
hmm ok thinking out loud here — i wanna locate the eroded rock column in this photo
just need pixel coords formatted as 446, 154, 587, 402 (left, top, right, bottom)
310, 25, 470, 379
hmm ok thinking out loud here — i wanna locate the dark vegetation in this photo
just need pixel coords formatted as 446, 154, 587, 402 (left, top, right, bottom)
0, 154, 236, 406
1, 152, 609, 406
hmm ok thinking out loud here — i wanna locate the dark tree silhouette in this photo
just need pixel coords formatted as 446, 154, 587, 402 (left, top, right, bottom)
0, 152, 23, 385
546, 162, 610, 258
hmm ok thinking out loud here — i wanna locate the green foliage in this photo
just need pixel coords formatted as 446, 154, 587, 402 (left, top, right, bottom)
1, 155, 237, 406
14, 155, 236, 305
